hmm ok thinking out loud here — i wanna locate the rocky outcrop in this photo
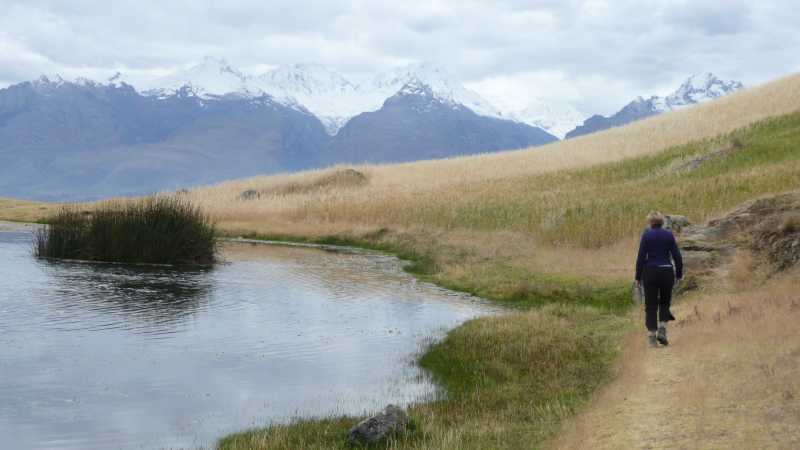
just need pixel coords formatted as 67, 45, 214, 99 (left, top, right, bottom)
675, 192, 800, 289
664, 214, 690, 233
347, 404, 409, 446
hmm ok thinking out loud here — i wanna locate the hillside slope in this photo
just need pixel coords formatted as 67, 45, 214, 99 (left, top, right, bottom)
191, 73, 800, 229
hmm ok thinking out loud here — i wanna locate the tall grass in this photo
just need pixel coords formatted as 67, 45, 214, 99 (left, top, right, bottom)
35, 196, 216, 265
175, 74, 800, 252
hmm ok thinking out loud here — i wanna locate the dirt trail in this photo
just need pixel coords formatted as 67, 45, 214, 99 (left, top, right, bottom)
551, 288, 800, 449
551, 194, 800, 450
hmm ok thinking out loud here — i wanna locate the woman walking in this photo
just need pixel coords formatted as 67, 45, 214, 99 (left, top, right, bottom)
635, 212, 683, 347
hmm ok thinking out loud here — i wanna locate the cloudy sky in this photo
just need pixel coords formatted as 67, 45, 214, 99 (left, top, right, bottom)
0, 0, 797, 115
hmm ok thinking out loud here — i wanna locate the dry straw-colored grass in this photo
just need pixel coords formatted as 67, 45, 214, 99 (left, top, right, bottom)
0, 197, 60, 223
187, 72, 800, 243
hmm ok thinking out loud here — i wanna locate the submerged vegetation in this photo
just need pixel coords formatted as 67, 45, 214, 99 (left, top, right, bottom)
35, 196, 216, 265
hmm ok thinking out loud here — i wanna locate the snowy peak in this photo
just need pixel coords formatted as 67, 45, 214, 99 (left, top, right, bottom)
628, 73, 743, 114
371, 63, 453, 92
662, 72, 744, 109
394, 78, 436, 98
257, 63, 356, 96
28, 74, 127, 95
565, 73, 744, 139
142, 56, 252, 98
252, 64, 363, 134
370, 63, 501, 118
251, 62, 502, 135
23, 57, 570, 137
495, 99, 584, 140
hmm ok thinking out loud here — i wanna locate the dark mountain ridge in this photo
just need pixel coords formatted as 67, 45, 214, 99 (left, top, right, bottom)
0, 77, 556, 201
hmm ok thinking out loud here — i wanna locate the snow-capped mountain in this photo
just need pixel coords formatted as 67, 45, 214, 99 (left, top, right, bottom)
0, 63, 557, 200
139, 56, 253, 98
20, 61, 744, 143
367, 63, 503, 120
491, 98, 583, 140
120, 59, 516, 135
253, 64, 361, 134
566, 73, 744, 138
252, 62, 504, 135
652, 72, 744, 112
121, 59, 508, 135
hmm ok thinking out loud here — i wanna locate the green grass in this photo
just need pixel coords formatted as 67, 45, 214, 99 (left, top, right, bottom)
446, 112, 800, 246
36, 196, 216, 265
218, 304, 629, 450
318, 112, 800, 248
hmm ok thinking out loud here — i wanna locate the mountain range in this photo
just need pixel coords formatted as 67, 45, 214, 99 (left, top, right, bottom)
565, 73, 744, 138
0, 58, 743, 201
0, 61, 557, 200
132, 58, 557, 136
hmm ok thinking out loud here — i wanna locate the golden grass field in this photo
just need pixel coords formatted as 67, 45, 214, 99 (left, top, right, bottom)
2, 72, 799, 449
183, 73, 800, 245
0, 197, 60, 223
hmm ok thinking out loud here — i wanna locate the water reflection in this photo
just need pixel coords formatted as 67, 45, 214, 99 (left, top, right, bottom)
40, 260, 213, 334
0, 232, 498, 450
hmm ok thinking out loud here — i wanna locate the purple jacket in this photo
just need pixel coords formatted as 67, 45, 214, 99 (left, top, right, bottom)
635, 227, 683, 281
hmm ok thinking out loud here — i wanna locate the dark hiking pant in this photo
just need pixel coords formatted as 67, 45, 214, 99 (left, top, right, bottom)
643, 266, 675, 331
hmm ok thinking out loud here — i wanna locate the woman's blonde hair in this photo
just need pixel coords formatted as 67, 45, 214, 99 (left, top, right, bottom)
647, 211, 665, 227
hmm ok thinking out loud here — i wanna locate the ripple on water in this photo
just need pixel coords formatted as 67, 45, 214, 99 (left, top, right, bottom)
0, 233, 499, 449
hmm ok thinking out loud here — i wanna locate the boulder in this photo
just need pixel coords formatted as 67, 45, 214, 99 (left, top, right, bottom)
347, 404, 409, 446
239, 189, 260, 201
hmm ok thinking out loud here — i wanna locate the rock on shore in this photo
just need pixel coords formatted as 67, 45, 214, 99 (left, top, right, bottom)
347, 404, 409, 446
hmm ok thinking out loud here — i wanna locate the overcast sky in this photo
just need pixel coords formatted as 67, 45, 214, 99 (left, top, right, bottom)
0, 0, 797, 115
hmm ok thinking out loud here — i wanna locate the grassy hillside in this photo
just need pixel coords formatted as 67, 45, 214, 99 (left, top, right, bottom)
187, 73, 800, 240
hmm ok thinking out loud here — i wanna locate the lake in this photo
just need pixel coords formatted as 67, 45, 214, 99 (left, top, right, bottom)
0, 228, 497, 449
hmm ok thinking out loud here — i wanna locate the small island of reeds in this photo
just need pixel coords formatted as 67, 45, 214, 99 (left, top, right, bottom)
35, 196, 216, 265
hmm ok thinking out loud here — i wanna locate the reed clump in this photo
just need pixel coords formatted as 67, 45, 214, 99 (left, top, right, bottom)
35, 196, 216, 265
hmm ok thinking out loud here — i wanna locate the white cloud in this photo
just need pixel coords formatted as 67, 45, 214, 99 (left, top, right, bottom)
0, 0, 797, 116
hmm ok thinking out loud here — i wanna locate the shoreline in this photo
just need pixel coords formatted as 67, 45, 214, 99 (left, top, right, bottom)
0, 220, 40, 232
214, 230, 630, 450
1, 219, 631, 449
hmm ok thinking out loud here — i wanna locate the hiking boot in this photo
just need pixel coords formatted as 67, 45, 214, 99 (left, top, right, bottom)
657, 326, 669, 346
648, 333, 658, 348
